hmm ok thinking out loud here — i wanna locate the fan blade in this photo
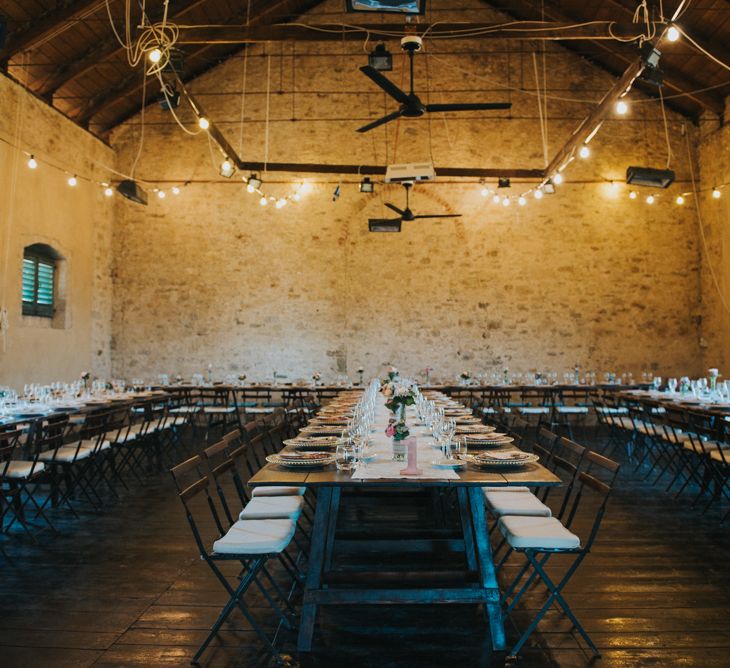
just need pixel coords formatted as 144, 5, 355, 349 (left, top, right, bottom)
360, 66, 410, 104
357, 110, 403, 133
426, 102, 512, 112
412, 214, 463, 219
384, 202, 406, 216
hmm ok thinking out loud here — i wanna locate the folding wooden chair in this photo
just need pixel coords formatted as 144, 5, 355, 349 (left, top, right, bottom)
498, 451, 620, 658
170, 456, 297, 664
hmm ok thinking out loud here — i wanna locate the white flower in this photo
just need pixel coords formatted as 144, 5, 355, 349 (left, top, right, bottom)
709, 368, 719, 377
394, 383, 414, 397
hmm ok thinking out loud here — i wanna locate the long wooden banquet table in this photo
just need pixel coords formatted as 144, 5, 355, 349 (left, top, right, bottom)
248, 392, 560, 659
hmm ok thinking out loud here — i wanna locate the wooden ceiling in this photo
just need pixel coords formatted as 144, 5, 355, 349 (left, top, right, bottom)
0, 0, 728, 138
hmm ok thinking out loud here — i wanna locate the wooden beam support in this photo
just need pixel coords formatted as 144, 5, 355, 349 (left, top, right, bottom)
173, 21, 654, 45
0, 0, 105, 64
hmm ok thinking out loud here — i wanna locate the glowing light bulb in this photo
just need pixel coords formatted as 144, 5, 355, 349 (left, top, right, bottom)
518, 196, 527, 206
676, 195, 685, 205
198, 116, 210, 130
667, 26, 680, 42
157, 190, 166, 199
299, 182, 313, 195
712, 187, 721, 199
275, 198, 287, 209
104, 187, 114, 197
480, 187, 489, 198
579, 145, 590, 159
492, 194, 500, 205
148, 48, 162, 64
646, 194, 655, 204
259, 196, 268, 206
553, 173, 563, 185
171, 186, 181, 195
629, 190, 637, 200
246, 183, 255, 193
534, 189, 543, 200
67, 175, 77, 187
292, 192, 301, 201
502, 197, 510, 207
220, 159, 235, 178
616, 100, 628, 115
27, 155, 37, 169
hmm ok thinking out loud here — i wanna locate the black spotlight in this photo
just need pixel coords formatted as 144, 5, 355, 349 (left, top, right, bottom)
158, 84, 180, 111
498, 177, 511, 189
359, 177, 375, 193
368, 43, 393, 71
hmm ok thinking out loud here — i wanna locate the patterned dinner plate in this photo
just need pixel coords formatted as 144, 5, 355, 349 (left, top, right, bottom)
266, 454, 335, 469
462, 452, 539, 468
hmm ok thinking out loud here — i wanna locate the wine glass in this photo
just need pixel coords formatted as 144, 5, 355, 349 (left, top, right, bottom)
652, 376, 662, 391
667, 378, 678, 393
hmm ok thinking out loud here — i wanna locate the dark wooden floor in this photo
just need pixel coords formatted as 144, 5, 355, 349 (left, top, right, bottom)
2, 438, 730, 668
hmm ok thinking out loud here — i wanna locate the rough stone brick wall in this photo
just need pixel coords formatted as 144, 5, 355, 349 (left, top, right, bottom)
0, 74, 115, 388
109, 0, 705, 383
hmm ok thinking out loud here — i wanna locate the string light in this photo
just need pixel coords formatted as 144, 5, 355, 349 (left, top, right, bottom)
646, 194, 655, 204
480, 187, 490, 197
219, 159, 235, 178
502, 197, 511, 207
615, 100, 629, 115
104, 186, 114, 197
676, 195, 685, 205
259, 196, 268, 206
534, 189, 543, 200
157, 190, 166, 199
579, 145, 590, 159
553, 173, 563, 185
629, 190, 637, 199
67, 175, 78, 187
27, 155, 38, 169
275, 198, 287, 209
299, 182, 313, 195
518, 196, 527, 206
148, 48, 163, 64
171, 186, 180, 195
492, 194, 500, 205
666, 26, 680, 42
712, 187, 721, 199
198, 116, 210, 130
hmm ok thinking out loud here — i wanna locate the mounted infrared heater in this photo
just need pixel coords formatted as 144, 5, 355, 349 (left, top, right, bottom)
347, 0, 426, 15
625, 166, 675, 189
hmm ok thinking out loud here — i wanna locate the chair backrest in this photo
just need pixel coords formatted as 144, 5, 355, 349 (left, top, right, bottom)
0, 429, 22, 478
534, 428, 559, 463
199, 439, 245, 527
544, 437, 587, 517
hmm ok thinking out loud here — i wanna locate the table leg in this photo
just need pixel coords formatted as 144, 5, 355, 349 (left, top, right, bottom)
298, 487, 333, 653
457, 487, 477, 571
323, 487, 341, 571
467, 486, 506, 653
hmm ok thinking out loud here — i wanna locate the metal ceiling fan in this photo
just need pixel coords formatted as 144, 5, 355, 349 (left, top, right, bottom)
357, 35, 512, 133
383, 181, 462, 222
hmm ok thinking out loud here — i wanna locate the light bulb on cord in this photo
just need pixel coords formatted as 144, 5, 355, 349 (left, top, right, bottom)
480, 187, 489, 197
171, 186, 181, 195
629, 190, 637, 200
275, 198, 287, 209
198, 116, 210, 130
492, 194, 500, 205
299, 182, 313, 195
579, 145, 590, 159
518, 196, 527, 206
667, 26, 680, 42
27, 155, 38, 169
246, 183, 256, 193
104, 187, 114, 197
534, 189, 543, 200
157, 190, 166, 199
259, 196, 268, 206
646, 194, 655, 204
68, 175, 78, 187
148, 48, 162, 64
615, 100, 628, 115
292, 192, 301, 201
553, 173, 563, 185
676, 195, 685, 205
502, 197, 510, 207
712, 187, 721, 199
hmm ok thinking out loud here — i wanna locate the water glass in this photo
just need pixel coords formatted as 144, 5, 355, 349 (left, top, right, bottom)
335, 443, 356, 471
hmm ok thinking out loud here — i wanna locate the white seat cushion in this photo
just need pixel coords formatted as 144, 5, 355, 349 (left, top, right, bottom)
213, 518, 295, 555
4, 460, 45, 479
499, 515, 581, 550
39, 446, 91, 463
556, 406, 589, 414
79, 439, 111, 452
170, 406, 199, 414
518, 407, 550, 414
204, 406, 235, 414
482, 486, 530, 493
252, 485, 306, 497
596, 407, 628, 415
484, 490, 552, 518
238, 496, 303, 521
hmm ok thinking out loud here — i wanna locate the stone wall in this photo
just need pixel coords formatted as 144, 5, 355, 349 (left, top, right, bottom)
698, 107, 730, 372
0, 74, 115, 388
109, 0, 705, 384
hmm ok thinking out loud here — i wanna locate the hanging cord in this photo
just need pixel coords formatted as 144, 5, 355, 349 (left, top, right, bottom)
541, 0, 548, 161
658, 87, 673, 169
685, 130, 730, 314
424, 50, 436, 165
263, 52, 272, 175
532, 52, 549, 169
237, 0, 252, 157
678, 26, 730, 72
129, 72, 147, 177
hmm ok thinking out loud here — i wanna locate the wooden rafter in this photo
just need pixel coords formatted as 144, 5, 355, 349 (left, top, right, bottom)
0, 0, 106, 65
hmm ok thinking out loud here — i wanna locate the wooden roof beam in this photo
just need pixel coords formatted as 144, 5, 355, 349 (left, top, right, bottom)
0, 0, 106, 65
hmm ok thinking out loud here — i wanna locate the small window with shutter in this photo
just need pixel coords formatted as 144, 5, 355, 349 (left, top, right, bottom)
22, 245, 56, 318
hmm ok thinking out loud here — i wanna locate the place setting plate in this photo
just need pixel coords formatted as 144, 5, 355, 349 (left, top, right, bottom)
431, 457, 467, 469
301, 426, 343, 436
464, 433, 515, 448
284, 436, 343, 449
456, 424, 496, 434
460, 451, 539, 469
266, 451, 336, 469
